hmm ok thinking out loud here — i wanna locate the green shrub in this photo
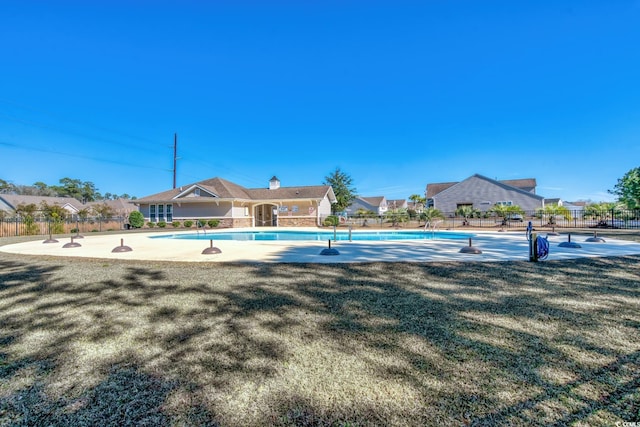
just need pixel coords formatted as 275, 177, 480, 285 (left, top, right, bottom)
51, 222, 65, 234
172, 221, 181, 228
323, 215, 339, 226
184, 220, 193, 228
207, 219, 220, 228
158, 221, 167, 228
147, 222, 156, 228
128, 211, 144, 228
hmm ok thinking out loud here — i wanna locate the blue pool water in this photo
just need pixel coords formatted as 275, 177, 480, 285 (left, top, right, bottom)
150, 230, 473, 241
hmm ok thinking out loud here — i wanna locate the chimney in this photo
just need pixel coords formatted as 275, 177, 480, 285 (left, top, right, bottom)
269, 176, 280, 190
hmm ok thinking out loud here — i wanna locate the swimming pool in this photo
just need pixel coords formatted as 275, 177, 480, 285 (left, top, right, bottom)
151, 230, 473, 241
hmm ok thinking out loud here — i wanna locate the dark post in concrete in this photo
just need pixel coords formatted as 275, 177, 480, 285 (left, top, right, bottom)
62, 237, 81, 248
112, 238, 133, 253
43, 233, 59, 244
202, 239, 222, 254
459, 237, 482, 254
585, 231, 606, 243
558, 233, 582, 248
320, 239, 340, 256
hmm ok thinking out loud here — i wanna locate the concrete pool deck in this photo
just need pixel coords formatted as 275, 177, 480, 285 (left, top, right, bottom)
2, 228, 640, 263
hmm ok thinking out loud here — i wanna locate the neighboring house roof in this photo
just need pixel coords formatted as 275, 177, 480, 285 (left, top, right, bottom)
346, 196, 388, 214
426, 175, 538, 199
0, 194, 85, 213
426, 182, 457, 199
86, 198, 137, 215
387, 199, 408, 209
434, 174, 544, 202
499, 179, 537, 193
135, 177, 336, 204
359, 196, 385, 207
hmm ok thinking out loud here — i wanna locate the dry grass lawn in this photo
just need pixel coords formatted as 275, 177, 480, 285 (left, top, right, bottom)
1, 236, 639, 425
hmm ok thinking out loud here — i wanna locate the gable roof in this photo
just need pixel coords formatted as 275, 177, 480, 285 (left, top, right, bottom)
434, 174, 544, 201
427, 175, 538, 198
245, 185, 335, 201
135, 177, 336, 203
358, 196, 386, 207
426, 182, 457, 199
387, 199, 407, 209
0, 194, 85, 212
86, 198, 137, 214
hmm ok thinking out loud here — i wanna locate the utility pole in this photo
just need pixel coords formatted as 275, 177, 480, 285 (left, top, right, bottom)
173, 133, 177, 189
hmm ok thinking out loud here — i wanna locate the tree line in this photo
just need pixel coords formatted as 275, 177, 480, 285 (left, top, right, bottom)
0, 177, 136, 202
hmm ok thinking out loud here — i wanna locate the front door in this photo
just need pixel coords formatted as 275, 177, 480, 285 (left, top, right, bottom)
254, 204, 277, 227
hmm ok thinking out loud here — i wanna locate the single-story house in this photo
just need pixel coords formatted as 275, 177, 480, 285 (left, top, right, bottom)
345, 196, 388, 216
543, 198, 585, 214
387, 199, 408, 210
0, 194, 138, 220
0, 194, 85, 217
86, 198, 138, 217
134, 176, 337, 227
426, 174, 545, 213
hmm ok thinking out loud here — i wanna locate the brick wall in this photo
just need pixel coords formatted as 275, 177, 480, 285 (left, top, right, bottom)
277, 217, 318, 227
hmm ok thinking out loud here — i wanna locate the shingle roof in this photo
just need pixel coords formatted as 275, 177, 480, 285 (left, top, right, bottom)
135, 177, 335, 203
0, 194, 85, 212
426, 182, 457, 199
86, 198, 137, 214
359, 196, 385, 207
500, 178, 537, 193
387, 199, 407, 208
427, 176, 537, 198
246, 185, 334, 200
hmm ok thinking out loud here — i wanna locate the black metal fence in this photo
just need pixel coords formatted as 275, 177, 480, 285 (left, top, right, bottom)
324, 208, 640, 230
0, 216, 128, 238
3, 209, 639, 237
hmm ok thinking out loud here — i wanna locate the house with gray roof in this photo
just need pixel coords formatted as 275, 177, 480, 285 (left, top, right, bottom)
134, 176, 337, 227
426, 174, 544, 213
387, 199, 408, 210
0, 194, 85, 217
86, 198, 137, 217
345, 196, 389, 216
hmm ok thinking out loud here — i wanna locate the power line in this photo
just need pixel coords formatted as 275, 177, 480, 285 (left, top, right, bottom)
0, 98, 158, 148
0, 113, 158, 152
0, 140, 171, 172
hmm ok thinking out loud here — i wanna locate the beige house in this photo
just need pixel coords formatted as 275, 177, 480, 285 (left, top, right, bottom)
0, 194, 85, 216
134, 176, 337, 228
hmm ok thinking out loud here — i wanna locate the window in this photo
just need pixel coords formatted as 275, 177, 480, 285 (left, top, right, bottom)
158, 204, 164, 222
495, 201, 513, 206
150, 204, 156, 222
292, 205, 299, 213
166, 204, 173, 222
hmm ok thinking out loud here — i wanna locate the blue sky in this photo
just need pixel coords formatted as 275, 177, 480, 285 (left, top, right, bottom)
1, 1, 639, 202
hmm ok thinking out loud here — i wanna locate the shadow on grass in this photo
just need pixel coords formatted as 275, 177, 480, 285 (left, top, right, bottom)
1, 254, 639, 425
